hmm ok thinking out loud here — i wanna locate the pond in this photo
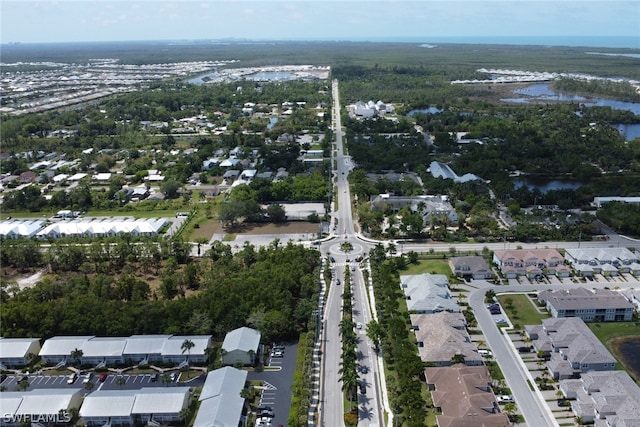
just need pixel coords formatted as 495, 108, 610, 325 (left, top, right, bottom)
612, 337, 640, 381
513, 177, 586, 193
407, 107, 443, 116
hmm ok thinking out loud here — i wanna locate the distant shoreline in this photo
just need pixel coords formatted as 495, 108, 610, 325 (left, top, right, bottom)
2, 36, 639, 50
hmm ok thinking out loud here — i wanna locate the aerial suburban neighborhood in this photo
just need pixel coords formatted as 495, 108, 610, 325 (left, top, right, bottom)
1, 24, 640, 427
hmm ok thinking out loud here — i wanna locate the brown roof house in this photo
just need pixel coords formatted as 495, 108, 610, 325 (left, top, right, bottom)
493, 249, 570, 279
425, 365, 511, 427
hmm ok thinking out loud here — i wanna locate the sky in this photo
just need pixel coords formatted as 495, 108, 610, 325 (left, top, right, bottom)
1, 0, 639, 45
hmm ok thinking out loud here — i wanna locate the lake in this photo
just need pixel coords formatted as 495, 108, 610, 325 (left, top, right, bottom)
503, 83, 640, 115
613, 123, 640, 141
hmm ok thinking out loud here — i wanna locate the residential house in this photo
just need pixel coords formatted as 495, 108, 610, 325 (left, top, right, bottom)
493, 249, 570, 279
370, 194, 458, 226
449, 256, 493, 280
564, 247, 640, 277
400, 274, 460, 314
560, 370, 640, 425
19, 171, 37, 183
410, 313, 482, 366
222, 327, 261, 366
424, 365, 510, 427
525, 318, 616, 379
538, 288, 634, 322
0, 338, 41, 368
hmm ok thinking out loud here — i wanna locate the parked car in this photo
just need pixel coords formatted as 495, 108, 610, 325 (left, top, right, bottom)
171, 372, 179, 382
478, 349, 492, 357
98, 373, 108, 382
82, 373, 93, 384
66, 373, 77, 384
497, 395, 514, 404
495, 317, 507, 324
150, 373, 159, 382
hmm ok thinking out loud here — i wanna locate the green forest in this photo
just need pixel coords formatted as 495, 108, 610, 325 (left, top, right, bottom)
0, 240, 321, 344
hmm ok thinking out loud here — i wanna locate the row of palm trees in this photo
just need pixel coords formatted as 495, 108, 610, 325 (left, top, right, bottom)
338, 269, 360, 419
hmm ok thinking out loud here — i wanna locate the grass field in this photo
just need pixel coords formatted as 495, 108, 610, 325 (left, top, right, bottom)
589, 321, 640, 379
400, 259, 453, 276
496, 293, 550, 327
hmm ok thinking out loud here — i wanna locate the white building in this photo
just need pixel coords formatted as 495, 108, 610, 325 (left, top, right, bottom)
222, 327, 261, 366
80, 387, 190, 427
39, 335, 211, 366
0, 220, 45, 239
36, 218, 167, 239
122, 335, 172, 364
39, 336, 93, 365
0, 389, 82, 427
194, 367, 249, 427
160, 335, 212, 364
0, 338, 41, 368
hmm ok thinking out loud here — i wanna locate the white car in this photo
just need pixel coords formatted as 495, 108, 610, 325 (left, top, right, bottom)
496, 395, 514, 404
66, 373, 77, 384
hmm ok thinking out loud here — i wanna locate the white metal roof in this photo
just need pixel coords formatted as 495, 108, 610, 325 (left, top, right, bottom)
0, 337, 40, 358
161, 335, 211, 356
200, 367, 247, 401
40, 336, 94, 357
81, 337, 127, 357
16, 389, 81, 415
193, 394, 245, 427
222, 327, 260, 353
0, 220, 45, 238
79, 391, 136, 417
123, 335, 172, 355
36, 218, 167, 238
0, 393, 23, 415
131, 387, 190, 414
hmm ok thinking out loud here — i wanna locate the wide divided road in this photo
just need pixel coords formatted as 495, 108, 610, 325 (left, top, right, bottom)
319, 80, 382, 427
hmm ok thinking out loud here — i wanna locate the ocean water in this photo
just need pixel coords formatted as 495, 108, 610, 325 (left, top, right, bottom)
347, 36, 640, 49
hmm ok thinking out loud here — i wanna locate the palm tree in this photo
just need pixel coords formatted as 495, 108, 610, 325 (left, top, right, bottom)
116, 376, 125, 389
181, 339, 195, 363
84, 380, 95, 393
161, 373, 172, 387
179, 408, 190, 426
181, 339, 195, 378
70, 348, 83, 366
340, 367, 359, 412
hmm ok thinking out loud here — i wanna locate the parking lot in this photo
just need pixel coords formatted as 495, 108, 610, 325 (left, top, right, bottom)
0, 371, 200, 392
248, 342, 297, 427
